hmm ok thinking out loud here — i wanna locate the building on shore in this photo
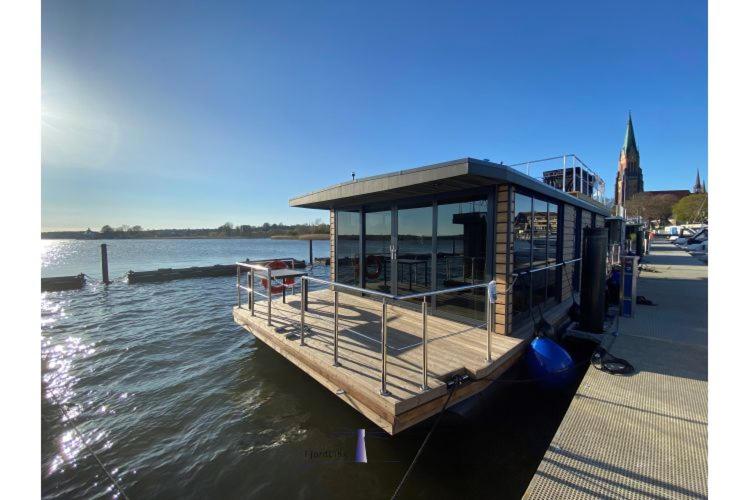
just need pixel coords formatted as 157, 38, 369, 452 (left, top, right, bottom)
614, 112, 644, 206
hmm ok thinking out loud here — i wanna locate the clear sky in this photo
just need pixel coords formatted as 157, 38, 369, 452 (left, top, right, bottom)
41, 0, 707, 231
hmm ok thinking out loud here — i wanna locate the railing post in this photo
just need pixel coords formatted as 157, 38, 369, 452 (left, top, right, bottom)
380, 298, 391, 396
236, 266, 241, 307
562, 154, 567, 192
572, 163, 577, 193
421, 296, 428, 391
267, 267, 272, 326
333, 290, 340, 366
304, 277, 309, 312
300, 278, 306, 346
250, 269, 255, 316
486, 285, 493, 362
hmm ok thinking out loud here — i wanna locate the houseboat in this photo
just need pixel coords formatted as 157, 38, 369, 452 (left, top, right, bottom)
233, 156, 610, 434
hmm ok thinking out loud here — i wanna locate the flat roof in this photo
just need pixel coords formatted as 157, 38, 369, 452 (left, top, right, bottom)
290, 157, 609, 215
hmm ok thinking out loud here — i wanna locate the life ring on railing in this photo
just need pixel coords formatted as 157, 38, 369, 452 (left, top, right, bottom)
353, 255, 383, 280
261, 260, 294, 294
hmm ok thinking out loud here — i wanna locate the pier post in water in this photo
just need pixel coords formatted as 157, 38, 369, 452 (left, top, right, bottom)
309, 239, 313, 267
100, 243, 111, 284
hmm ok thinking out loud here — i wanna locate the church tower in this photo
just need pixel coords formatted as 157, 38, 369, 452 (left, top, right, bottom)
614, 113, 644, 205
693, 169, 704, 193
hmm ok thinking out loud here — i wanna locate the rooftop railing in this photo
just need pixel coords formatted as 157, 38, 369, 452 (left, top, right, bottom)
508, 154, 607, 205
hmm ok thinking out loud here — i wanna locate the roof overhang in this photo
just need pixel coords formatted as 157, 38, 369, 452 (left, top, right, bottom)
289, 157, 609, 216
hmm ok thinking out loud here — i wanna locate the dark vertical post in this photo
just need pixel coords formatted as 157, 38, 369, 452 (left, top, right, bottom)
100, 243, 110, 284
309, 239, 313, 268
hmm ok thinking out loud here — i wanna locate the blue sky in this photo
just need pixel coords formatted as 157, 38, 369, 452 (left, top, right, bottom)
41, 0, 706, 231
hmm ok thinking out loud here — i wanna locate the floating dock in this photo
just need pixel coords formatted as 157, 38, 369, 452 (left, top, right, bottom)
126, 258, 306, 283
41, 274, 85, 292
234, 289, 530, 435
524, 241, 707, 498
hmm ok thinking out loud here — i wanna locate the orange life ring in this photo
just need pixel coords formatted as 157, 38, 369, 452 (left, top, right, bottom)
261, 260, 294, 294
353, 255, 383, 280
365, 255, 382, 280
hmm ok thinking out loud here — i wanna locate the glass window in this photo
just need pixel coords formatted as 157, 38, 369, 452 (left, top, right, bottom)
513, 193, 562, 326
336, 210, 360, 287
364, 209, 391, 292
531, 199, 548, 307
547, 202, 559, 302
512, 194, 532, 319
436, 197, 488, 320
397, 205, 433, 302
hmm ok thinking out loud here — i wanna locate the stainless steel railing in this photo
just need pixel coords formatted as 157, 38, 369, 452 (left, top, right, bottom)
299, 275, 496, 396
235, 260, 300, 326
235, 257, 582, 397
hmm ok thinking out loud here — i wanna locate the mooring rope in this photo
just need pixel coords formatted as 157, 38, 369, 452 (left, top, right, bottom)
46, 391, 131, 500
391, 374, 464, 500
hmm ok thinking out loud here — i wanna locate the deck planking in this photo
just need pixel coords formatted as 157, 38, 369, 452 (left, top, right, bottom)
233, 289, 527, 434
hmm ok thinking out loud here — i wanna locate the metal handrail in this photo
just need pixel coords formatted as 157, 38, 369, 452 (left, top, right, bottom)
235, 261, 301, 326
300, 275, 496, 396
507, 154, 606, 204
234, 257, 583, 397
511, 257, 582, 277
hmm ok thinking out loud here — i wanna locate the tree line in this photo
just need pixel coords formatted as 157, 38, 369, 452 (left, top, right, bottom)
623, 192, 708, 226
42, 220, 330, 240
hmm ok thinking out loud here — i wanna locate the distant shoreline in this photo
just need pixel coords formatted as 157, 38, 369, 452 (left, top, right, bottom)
41, 234, 329, 241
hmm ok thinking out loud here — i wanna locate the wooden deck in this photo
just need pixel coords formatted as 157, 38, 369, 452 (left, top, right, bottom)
233, 289, 528, 434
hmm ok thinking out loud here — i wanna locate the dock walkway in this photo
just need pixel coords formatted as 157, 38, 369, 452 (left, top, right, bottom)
524, 241, 708, 499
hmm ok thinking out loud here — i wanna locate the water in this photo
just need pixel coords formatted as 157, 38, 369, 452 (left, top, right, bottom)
41, 238, 591, 499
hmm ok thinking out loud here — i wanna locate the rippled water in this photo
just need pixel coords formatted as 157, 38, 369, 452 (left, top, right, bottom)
41, 239, 590, 499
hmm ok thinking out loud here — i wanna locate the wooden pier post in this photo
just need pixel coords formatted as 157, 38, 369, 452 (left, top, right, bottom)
101, 243, 111, 284
308, 239, 313, 267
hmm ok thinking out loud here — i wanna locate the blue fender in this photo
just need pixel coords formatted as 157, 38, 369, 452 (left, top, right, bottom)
526, 337, 574, 386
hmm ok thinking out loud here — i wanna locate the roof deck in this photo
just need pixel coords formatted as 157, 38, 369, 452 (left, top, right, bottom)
233, 289, 528, 434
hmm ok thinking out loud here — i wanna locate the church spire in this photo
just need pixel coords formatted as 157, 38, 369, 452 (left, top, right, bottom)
693, 169, 702, 193
622, 111, 637, 153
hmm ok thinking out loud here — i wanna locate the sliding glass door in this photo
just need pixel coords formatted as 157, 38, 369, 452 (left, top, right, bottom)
364, 209, 392, 293
395, 205, 433, 302
337, 189, 492, 322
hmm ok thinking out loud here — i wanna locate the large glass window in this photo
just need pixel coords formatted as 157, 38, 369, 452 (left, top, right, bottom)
512, 192, 561, 325
513, 194, 533, 320
336, 210, 360, 286
531, 200, 549, 307
547, 202, 559, 302
436, 197, 488, 320
364, 209, 391, 292
396, 205, 433, 301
